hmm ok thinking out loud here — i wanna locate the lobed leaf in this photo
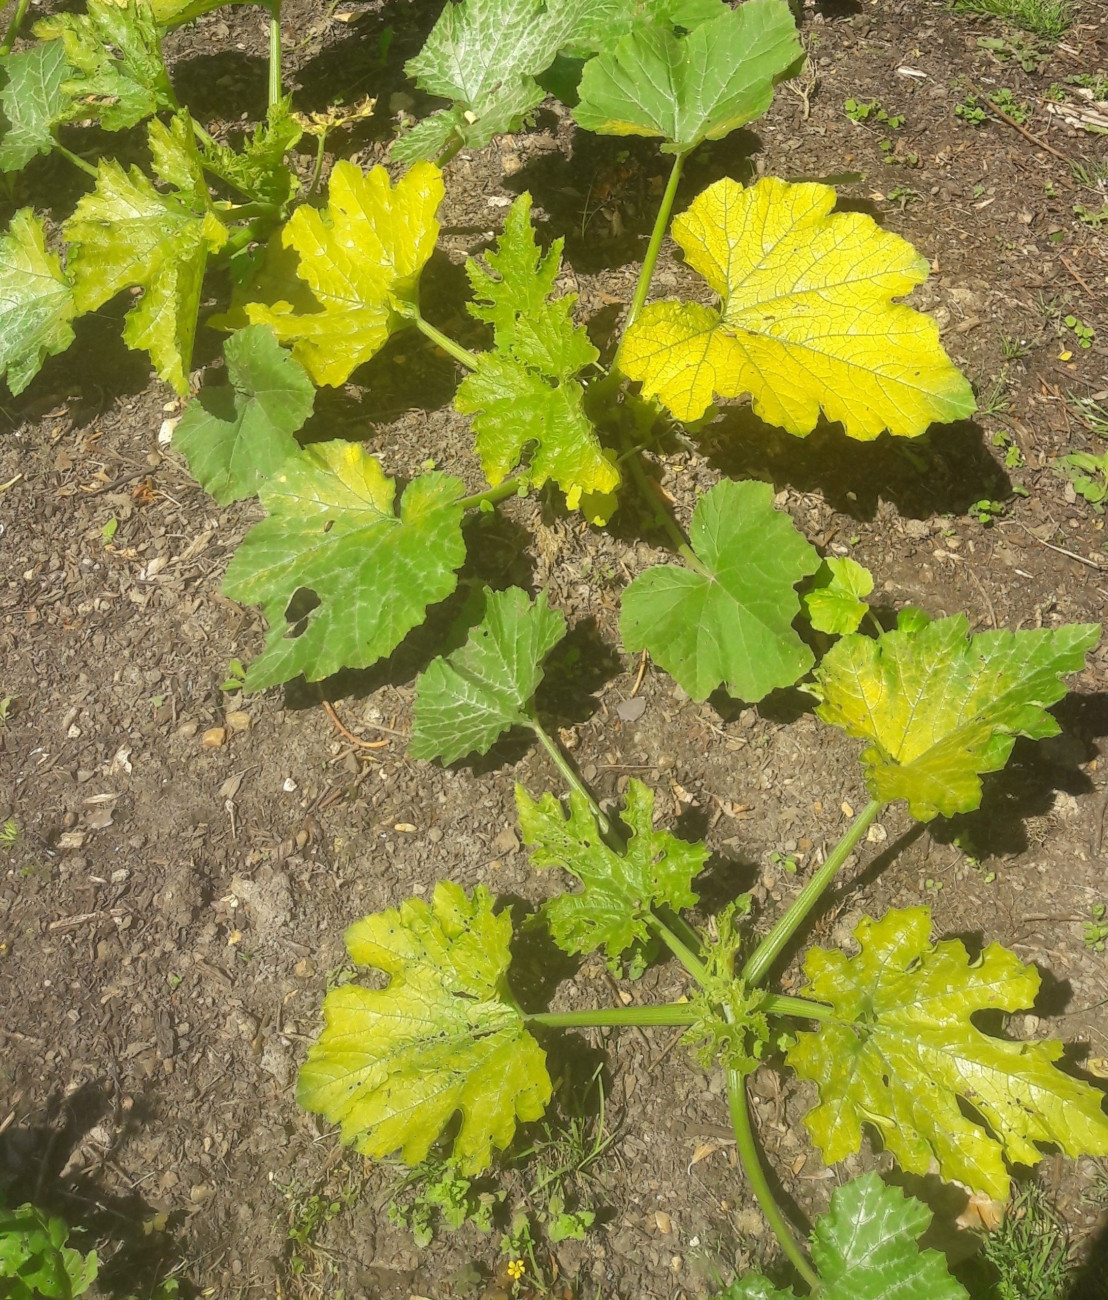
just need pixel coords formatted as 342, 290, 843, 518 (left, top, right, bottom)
517, 778, 705, 968
562, 0, 729, 59
0, 210, 77, 396
620, 479, 819, 702
803, 557, 874, 635
173, 325, 314, 505
63, 112, 227, 394
0, 42, 70, 172
298, 882, 551, 1175
572, 0, 801, 152
787, 908, 1108, 1199
621, 176, 976, 437
223, 441, 467, 690
813, 612, 1100, 819
411, 587, 566, 764
197, 96, 303, 208
725, 1172, 967, 1300
241, 160, 443, 386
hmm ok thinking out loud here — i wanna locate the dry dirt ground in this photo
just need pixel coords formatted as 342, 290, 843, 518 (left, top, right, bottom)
2, 0, 1108, 1297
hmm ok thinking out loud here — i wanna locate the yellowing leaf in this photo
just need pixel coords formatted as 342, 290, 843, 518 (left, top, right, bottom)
787, 908, 1108, 1199
242, 160, 443, 386
297, 882, 551, 1174
0, 209, 77, 395
63, 112, 226, 393
621, 176, 975, 438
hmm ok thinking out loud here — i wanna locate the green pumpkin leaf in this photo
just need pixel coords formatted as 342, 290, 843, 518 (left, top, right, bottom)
517, 777, 706, 968
572, 0, 801, 152
813, 613, 1100, 819
803, 557, 873, 635
411, 587, 566, 764
725, 1172, 967, 1300
297, 882, 551, 1175
63, 112, 227, 394
787, 908, 1108, 1200
35, 0, 175, 132
173, 325, 315, 505
197, 96, 303, 207
0, 209, 77, 396
562, 0, 728, 59
223, 441, 467, 691
620, 479, 819, 702
0, 42, 70, 172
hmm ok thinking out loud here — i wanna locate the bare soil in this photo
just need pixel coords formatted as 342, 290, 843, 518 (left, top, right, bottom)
2, 1, 1108, 1297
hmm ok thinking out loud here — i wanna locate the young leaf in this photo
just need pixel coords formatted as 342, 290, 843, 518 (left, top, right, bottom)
35, 0, 176, 132
724, 1172, 968, 1300
813, 613, 1100, 819
240, 161, 443, 387
562, 0, 729, 59
787, 908, 1108, 1200
456, 193, 619, 520
516, 778, 706, 968
197, 97, 303, 208
394, 0, 584, 163
0, 210, 77, 396
0, 42, 70, 172
621, 176, 976, 437
803, 557, 873, 635
223, 441, 467, 690
173, 325, 315, 505
107, 0, 262, 24
620, 479, 820, 702
573, 1, 801, 152
411, 587, 567, 763
63, 112, 227, 394
297, 882, 552, 1175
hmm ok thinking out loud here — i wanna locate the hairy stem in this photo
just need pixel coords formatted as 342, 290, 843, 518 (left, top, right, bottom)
762, 993, 831, 1021
412, 311, 480, 371
527, 714, 618, 845
648, 911, 710, 987
526, 1005, 696, 1029
728, 1069, 820, 1290
0, 0, 31, 56
742, 799, 885, 987
621, 149, 686, 336
305, 131, 328, 201
53, 141, 98, 179
456, 476, 529, 512
267, 0, 283, 109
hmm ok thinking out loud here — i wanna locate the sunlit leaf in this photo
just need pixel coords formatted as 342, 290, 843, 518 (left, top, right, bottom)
223, 441, 467, 690
517, 778, 706, 969
787, 908, 1108, 1200
562, 0, 728, 59
0, 42, 70, 172
298, 882, 551, 1175
621, 176, 976, 437
0, 210, 77, 395
241, 160, 443, 386
198, 96, 303, 208
620, 478, 819, 702
803, 557, 873, 635
106, 0, 264, 24
813, 612, 1100, 819
411, 587, 566, 763
573, 1, 801, 151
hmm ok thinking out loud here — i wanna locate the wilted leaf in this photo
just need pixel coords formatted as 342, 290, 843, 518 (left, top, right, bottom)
173, 325, 314, 504
620, 478, 819, 702
517, 778, 706, 968
813, 613, 1100, 819
0, 42, 70, 172
411, 587, 566, 763
787, 908, 1108, 1199
573, 1, 801, 151
223, 441, 466, 690
621, 176, 976, 437
0, 210, 77, 395
804, 557, 873, 635
298, 882, 551, 1174
242, 160, 443, 386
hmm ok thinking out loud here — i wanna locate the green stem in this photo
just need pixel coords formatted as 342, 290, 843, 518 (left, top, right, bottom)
528, 714, 617, 844
762, 993, 831, 1022
434, 128, 466, 170
267, 0, 282, 109
728, 1069, 820, 1290
0, 0, 30, 55
648, 912, 710, 987
742, 799, 885, 987
526, 1005, 695, 1029
865, 608, 884, 639
412, 311, 480, 371
622, 435, 708, 575
456, 476, 529, 512
305, 131, 328, 201
53, 141, 98, 179
620, 149, 686, 338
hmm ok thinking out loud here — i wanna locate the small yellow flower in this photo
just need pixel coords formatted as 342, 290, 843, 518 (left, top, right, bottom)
506, 1259, 525, 1281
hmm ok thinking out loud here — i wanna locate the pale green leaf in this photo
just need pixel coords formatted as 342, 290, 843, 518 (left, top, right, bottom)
787, 908, 1108, 1199
725, 1172, 968, 1300
620, 479, 819, 702
517, 778, 706, 967
35, 0, 175, 132
63, 112, 227, 394
223, 441, 467, 691
411, 587, 566, 763
0, 209, 77, 395
173, 325, 314, 505
241, 160, 443, 386
197, 97, 303, 207
573, 0, 801, 152
813, 613, 1100, 819
804, 557, 873, 635
0, 42, 70, 172
562, 0, 728, 59
297, 882, 551, 1175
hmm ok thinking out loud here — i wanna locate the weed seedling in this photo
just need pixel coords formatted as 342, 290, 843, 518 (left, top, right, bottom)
1059, 451, 1108, 506
1074, 202, 1108, 230
0, 1200, 98, 1298
0, 818, 17, 847
956, 95, 988, 125
969, 497, 1007, 523
844, 98, 904, 128
219, 658, 247, 692
977, 33, 1049, 71
1064, 315, 1095, 348
1085, 904, 1108, 952
982, 1181, 1072, 1300
949, 0, 1073, 41
992, 430, 1024, 469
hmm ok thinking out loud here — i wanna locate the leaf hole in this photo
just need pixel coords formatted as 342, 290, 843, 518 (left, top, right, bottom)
283, 587, 321, 639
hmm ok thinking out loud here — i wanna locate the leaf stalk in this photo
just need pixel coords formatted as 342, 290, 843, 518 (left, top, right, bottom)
412, 311, 480, 371
622, 149, 686, 335
267, 0, 283, 109
527, 714, 618, 845
456, 476, 529, 512
52, 141, 99, 179
526, 1005, 696, 1029
0, 0, 30, 56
